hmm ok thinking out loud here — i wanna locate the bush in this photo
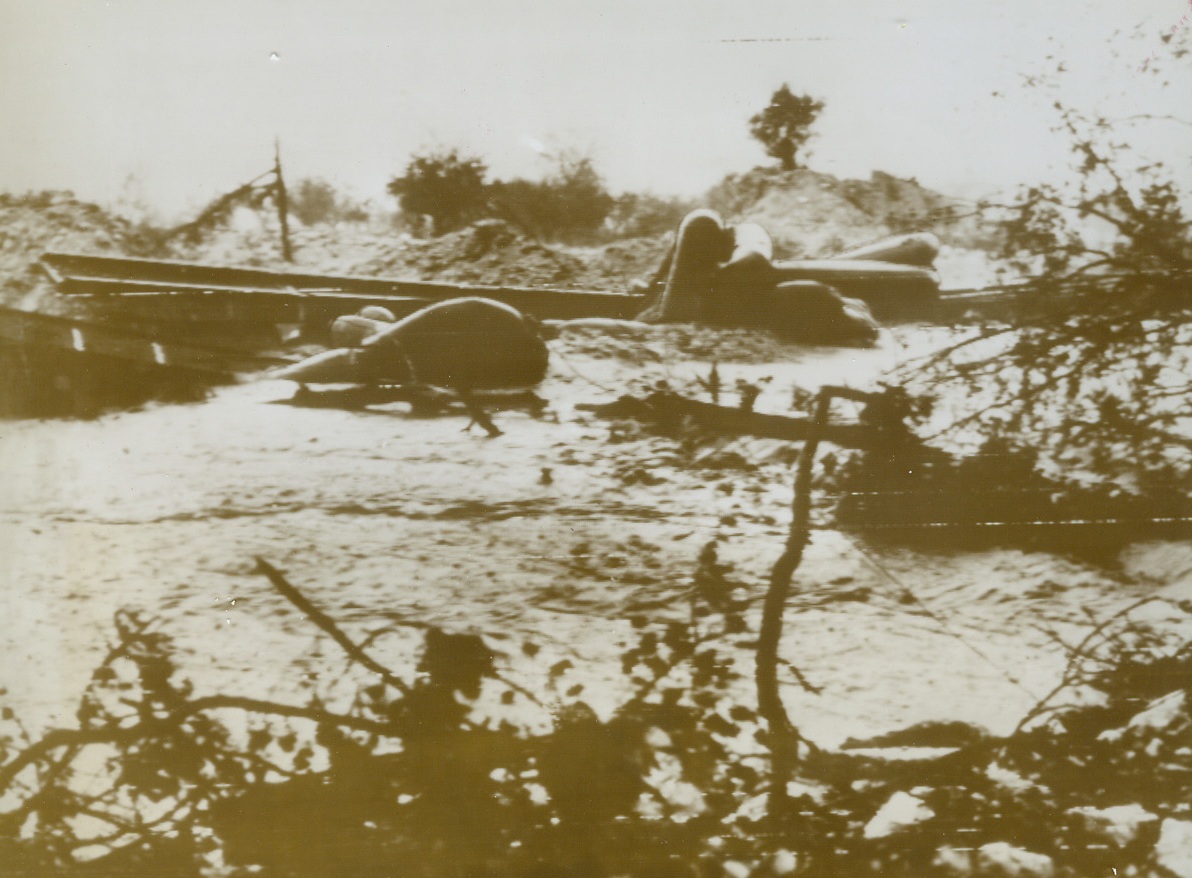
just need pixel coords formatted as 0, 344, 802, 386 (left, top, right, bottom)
0, 557, 774, 877
387, 150, 490, 236
3, 567, 1188, 877
290, 178, 370, 226
890, 90, 1192, 502
490, 153, 615, 242
605, 192, 696, 240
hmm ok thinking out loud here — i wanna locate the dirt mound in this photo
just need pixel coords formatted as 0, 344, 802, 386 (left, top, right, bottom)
564, 236, 672, 290
352, 220, 596, 288
0, 167, 1005, 315
143, 166, 997, 291
0, 192, 149, 311
706, 167, 991, 259
161, 214, 627, 291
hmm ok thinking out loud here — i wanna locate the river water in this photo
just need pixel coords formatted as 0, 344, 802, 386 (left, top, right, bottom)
2, 323, 1189, 749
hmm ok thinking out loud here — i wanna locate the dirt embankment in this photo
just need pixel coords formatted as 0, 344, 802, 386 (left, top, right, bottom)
0, 192, 156, 312
1, 164, 1009, 313
706, 167, 990, 256
705, 167, 1007, 288
158, 176, 1004, 293
86, 208, 668, 293
0, 190, 660, 304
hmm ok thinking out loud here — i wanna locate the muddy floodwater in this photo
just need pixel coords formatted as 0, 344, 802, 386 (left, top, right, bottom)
2, 323, 1190, 749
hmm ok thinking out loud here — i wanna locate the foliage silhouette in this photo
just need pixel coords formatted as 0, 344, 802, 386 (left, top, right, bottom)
2, 558, 1189, 876
290, 178, 369, 226
748, 85, 825, 172
605, 192, 696, 240
888, 93, 1192, 506
489, 152, 616, 242
388, 149, 490, 236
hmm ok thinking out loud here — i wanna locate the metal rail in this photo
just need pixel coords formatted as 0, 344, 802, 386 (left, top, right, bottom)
39, 250, 1091, 330
0, 305, 285, 378
39, 252, 645, 322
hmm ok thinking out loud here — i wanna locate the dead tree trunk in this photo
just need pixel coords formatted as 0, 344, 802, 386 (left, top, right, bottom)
274, 140, 293, 262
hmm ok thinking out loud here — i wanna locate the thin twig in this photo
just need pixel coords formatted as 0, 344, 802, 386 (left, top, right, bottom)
897, 326, 1017, 373
1008, 597, 1165, 739
844, 536, 1040, 700
777, 658, 822, 695
0, 695, 393, 793
253, 558, 412, 695
455, 388, 503, 437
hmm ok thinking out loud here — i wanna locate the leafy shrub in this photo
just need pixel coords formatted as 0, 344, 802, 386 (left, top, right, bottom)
605, 192, 696, 240
290, 178, 370, 226
889, 89, 1192, 504
830, 435, 1192, 554
0, 554, 776, 877
388, 149, 490, 236
490, 153, 616, 242
3, 575, 1188, 877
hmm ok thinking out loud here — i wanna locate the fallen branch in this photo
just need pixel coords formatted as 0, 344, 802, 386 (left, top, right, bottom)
253, 558, 413, 695
579, 391, 879, 448
1008, 596, 1166, 739
0, 694, 392, 794
455, 388, 503, 437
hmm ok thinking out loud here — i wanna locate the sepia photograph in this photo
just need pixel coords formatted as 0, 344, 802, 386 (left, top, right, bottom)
1, 1, 1190, 875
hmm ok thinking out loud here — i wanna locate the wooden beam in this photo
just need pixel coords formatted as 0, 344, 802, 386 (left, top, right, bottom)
579, 391, 880, 449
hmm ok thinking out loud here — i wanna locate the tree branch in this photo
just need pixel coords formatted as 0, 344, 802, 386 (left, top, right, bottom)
0, 695, 393, 794
756, 390, 843, 809
1008, 597, 1165, 739
253, 558, 412, 695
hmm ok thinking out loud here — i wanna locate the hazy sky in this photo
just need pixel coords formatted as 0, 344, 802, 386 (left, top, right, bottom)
1, 0, 1188, 219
